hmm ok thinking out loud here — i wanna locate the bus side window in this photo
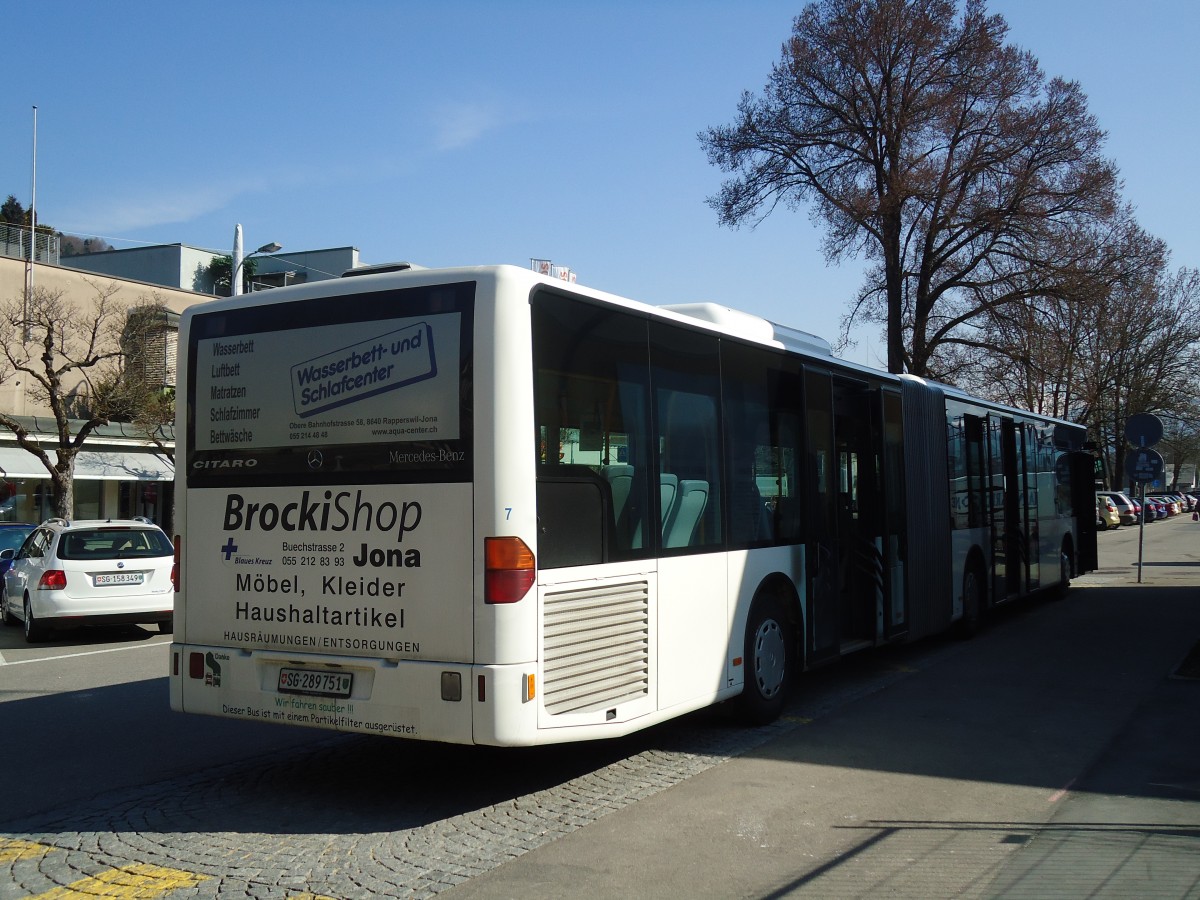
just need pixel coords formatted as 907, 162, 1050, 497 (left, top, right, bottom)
721, 340, 803, 547
650, 321, 722, 552
728, 415, 773, 545
658, 391, 720, 550
531, 294, 653, 568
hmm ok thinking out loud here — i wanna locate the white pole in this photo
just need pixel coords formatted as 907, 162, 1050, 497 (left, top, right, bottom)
30, 105, 37, 256
23, 105, 37, 342
231, 223, 244, 296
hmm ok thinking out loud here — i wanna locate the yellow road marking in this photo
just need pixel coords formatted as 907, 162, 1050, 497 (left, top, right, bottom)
1, 842, 211, 900
1, 840, 337, 899
0, 838, 51, 862
26, 863, 209, 899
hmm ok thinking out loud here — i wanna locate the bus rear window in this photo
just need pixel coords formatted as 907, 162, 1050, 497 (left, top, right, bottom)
185, 282, 474, 487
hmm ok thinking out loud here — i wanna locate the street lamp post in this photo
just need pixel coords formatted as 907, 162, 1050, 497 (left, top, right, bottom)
230, 223, 282, 297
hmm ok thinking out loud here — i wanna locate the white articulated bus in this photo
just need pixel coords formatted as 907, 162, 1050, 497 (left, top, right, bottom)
169, 264, 1097, 746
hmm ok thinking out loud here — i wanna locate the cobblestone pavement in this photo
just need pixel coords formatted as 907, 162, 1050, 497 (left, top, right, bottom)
0, 642, 941, 900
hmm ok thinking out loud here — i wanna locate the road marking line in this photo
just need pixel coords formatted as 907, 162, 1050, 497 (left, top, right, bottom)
0, 837, 52, 862
0, 641, 168, 667
3, 839, 211, 899
26, 862, 209, 899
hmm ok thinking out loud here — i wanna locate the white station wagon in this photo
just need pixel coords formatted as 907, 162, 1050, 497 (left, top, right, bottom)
0, 517, 174, 643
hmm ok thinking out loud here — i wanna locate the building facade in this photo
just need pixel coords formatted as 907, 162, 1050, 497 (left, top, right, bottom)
0, 254, 208, 526
63, 243, 361, 294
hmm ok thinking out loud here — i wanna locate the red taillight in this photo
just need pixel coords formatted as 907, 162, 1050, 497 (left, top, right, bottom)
172, 534, 180, 592
484, 536, 535, 604
38, 570, 67, 590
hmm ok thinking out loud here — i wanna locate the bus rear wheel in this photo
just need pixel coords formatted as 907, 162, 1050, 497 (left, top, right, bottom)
957, 562, 985, 638
1056, 543, 1074, 598
739, 592, 794, 726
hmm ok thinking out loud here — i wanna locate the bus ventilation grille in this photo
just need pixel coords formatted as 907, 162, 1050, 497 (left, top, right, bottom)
542, 579, 650, 716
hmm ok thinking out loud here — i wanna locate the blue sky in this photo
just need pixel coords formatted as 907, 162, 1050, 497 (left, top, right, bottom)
2, 1, 1195, 368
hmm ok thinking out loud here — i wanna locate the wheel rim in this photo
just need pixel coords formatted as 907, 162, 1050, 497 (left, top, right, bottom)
752, 617, 786, 699
24, 597, 32, 639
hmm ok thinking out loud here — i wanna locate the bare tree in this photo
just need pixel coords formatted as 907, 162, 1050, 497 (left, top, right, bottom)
1087, 266, 1200, 490
701, 0, 1121, 375
0, 281, 129, 516
1158, 410, 1200, 492
116, 297, 177, 461
952, 208, 1168, 414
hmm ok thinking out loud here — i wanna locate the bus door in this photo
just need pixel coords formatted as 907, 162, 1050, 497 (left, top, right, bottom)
963, 414, 988, 532
804, 368, 839, 665
879, 388, 907, 640
804, 370, 885, 660
832, 378, 882, 650
1022, 423, 1040, 591
988, 416, 1023, 601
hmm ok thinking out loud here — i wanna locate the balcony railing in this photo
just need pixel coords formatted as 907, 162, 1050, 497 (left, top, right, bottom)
0, 223, 60, 265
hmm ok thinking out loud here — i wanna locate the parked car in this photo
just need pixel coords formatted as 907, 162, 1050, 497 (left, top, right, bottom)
1144, 497, 1167, 520
1096, 493, 1121, 530
1146, 492, 1174, 516
0, 517, 174, 643
0, 495, 27, 522
1096, 490, 1138, 526
0, 522, 36, 576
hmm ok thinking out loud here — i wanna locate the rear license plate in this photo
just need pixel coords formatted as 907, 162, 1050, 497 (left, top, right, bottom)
278, 668, 353, 698
94, 572, 144, 586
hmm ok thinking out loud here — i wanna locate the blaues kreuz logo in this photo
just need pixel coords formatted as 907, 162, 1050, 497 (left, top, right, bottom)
290, 322, 437, 418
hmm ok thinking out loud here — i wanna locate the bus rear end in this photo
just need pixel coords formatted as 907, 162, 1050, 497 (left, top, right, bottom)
169, 267, 538, 745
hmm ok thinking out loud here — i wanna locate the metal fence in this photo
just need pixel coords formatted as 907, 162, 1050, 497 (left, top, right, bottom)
0, 223, 60, 265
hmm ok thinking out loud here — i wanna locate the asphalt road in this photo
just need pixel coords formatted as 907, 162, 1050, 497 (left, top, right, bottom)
1, 515, 1197, 898
446, 515, 1200, 899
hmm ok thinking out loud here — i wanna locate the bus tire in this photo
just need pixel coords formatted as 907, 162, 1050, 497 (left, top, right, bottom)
1056, 541, 1074, 599
739, 592, 794, 726
957, 560, 985, 639
24, 595, 48, 643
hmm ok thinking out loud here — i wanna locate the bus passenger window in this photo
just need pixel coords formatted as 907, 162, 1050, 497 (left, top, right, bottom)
657, 389, 721, 550
532, 295, 652, 567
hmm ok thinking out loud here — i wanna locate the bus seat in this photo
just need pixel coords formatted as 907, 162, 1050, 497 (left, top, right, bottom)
664, 479, 708, 548
601, 464, 635, 524
659, 473, 679, 531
